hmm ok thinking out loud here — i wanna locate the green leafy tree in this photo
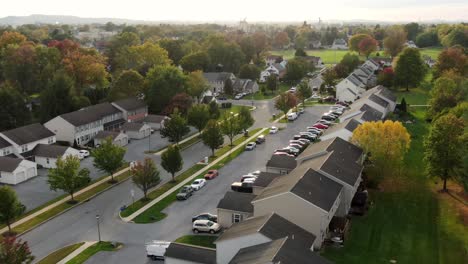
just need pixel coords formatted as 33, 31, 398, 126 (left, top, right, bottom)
266, 74, 278, 94
131, 158, 160, 200
322, 68, 338, 92
239, 64, 260, 81
275, 92, 298, 120
297, 79, 312, 106
180, 51, 211, 72
434, 46, 467, 79
158, 38, 185, 65
237, 107, 254, 131
400, 97, 407, 113
294, 48, 307, 57
428, 76, 466, 119
415, 30, 439, 48
161, 145, 183, 182
188, 104, 210, 133
239, 36, 256, 62
163, 93, 192, 115
348, 34, 370, 54
91, 137, 126, 183
160, 110, 190, 144
202, 120, 224, 156
404, 22, 421, 41
224, 78, 234, 95
40, 71, 75, 122
108, 70, 144, 101
117, 42, 171, 74
0, 236, 34, 264
145, 65, 187, 113
285, 58, 307, 82
208, 101, 220, 119
424, 113, 465, 191
440, 24, 468, 47
394, 48, 426, 90
220, 112, 242, 146
186, 70, 209, 102
0, 83, 29, 131
338, 53, 360, 75
204, 36, 246, 73
384, 26, 407, 58
48, 155, 90, 203
0, 186, 25, 233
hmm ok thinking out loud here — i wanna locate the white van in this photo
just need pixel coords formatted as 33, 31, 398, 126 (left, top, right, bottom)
287, 112, 298, 121
146, 240, 171, 260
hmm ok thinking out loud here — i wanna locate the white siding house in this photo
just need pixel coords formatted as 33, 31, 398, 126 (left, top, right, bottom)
121, 123, 151, 139
0, 156, 37, 185
0, 123, 56, 159
94, 131, 129, 147
33, 144, 81, 169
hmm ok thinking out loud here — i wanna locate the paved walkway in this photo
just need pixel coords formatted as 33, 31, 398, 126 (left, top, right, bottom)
122, 128, 267, 222
57, 241, 98, 264
0, 168, 130, 235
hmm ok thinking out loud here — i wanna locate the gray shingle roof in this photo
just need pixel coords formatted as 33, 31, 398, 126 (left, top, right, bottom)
0, 137, 11, 149
203, 72, 233, 82
369, 93, 389, 107
61, 102, 121, 127
112, 98, 146, 111
164, 243, 216, 264
142, 114, 166, 123
346, 88, 357, 95
319, 150, 363, 186
345, 119, 361, 132
217, 191, 255, 213
0, 156, 23, 172
94, 130, 121, 140
216, 213, 316, 248
1, 123, 55, 145
360, 104, 383, 121
252, 172, 282, 188
32, 144, 69, 158
121, 122, 145, 131
266, 155, 296, 170
377, 85, 397, 102
298, 136, 363, 164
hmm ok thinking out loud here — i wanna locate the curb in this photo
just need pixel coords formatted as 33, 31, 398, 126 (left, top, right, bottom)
57, 241, 98, 264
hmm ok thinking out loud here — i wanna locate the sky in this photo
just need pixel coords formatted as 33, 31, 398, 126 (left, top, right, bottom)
1, 0, 467, 22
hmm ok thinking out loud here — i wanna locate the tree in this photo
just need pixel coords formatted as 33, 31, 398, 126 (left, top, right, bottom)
384, 26, 407, 58
163, 93, 193, 115
186, 71, 209, 102
377, 67, 395, 87
238, 106, 254, 132
180, 51, 210, 72
0, 83, 29, 131
145, 65, 187, 113
404, 22, 421, 41
428, 77, 466, 119
117, 42, 171, 74
40, 71, 75, 122
188, 104, 210, 133
108, 70, 144, 101
424, 114, 465, 191
239, 36, 256, 62
48, 155, 90, 203
224, 78, 234, 95
275, 92, 298, 120
204, 36, 246, 73
400, 97, 408, 113
294, 48, 307, 57
297, 79, 312, 106
252, 32, 268, 58
208, 101, 220, 119
434, 46, 467, 78
338, 53, 360, 76
274, 32, 290, 48
348, 34, 370, 54
202, 120, 224, 156
0, 186, 25, 233
358, 36, 379, 58
239, 64, 260, 81
0, 236, 34, 264
0, 31, 27, 49
160, 110, 190, 144
440, 24, 468, 47
322, 68, 338, 92
91, 137, 126, 183
158, 38, 184, 65
415, 30, 439, 48
394, 48, 426, 90
131, 158, 160, 200
220, 112, 242, 146
351, 120, 411, 179
266, 75, 278, 94
285, 58, 307, 82
161, 145, 183, 182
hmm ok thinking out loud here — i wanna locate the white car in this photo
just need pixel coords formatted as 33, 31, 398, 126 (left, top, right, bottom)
289, 87, 296, 93
245, 142, 256, 150
79, 150, 90, 158
287, 112, 298, 121
269, 126, 279, 134
250, 170, 261, 176
146, 241, 171, 261
310, 93, 321, 100
193, 220, 221, 234
234, 93, 243, 100
191, 179, 207, 191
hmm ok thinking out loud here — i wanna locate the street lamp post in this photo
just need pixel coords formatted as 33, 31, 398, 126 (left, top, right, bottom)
96, 214, 101, 242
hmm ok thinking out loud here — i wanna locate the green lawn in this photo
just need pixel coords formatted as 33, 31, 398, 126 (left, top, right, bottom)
175, 235, 217, 249
251, 83, 290, 100
67, 241, 122, 264
419, 47, 443, 59
219, 104, 252, 116
37, 242, 84, 264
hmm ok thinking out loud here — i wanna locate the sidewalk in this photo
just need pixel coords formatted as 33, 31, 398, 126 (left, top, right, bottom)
0, 168, 129, 235
122, 128, 267, 222
57, 241, 97, 264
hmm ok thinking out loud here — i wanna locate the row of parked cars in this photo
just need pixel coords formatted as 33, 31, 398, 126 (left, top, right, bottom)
176, 170, 219, 200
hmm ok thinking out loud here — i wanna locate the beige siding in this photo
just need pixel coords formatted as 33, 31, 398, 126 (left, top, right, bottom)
216, 233, 269, 264
44, 117, 75, 144
217, 208, 252, 228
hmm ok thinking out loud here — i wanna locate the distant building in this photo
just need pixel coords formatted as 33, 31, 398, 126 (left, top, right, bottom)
331, 38, 348, 50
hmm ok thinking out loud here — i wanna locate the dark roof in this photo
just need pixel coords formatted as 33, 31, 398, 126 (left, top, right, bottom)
217, 191, 255, 213
0, 156, 23, 172
165, 243, 216, 264
94, 130, 121, 140
345, 119, 361, 132
266, 155, 296, 170
319, 150, 363, 186
360, 104, 383, 121
377, 86, 397, 102
369, 93, 389, 108
0, 137, 12, 149
203, 72, 233, 82
121, 122, 145, 131
1, 123, 55, 145
252, 172, 282, 188
229, 238, 332, 264
143, 114, 166, 123
298, 137, 363, 164
216, 213, 316, 248
60, 102, 121, 127
112, 97, 146, 111
32, 144, 69, 158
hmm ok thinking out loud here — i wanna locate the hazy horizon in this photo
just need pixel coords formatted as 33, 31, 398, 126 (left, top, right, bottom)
1, 0, 467, 23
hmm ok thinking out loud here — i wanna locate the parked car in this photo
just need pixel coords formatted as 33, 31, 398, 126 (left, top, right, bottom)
234, 93, 243, 100
323, 112, 339, 118
300, 131, 318, 138
192, 220, 221, 234
217, 95, 227, 100
336, 101, 349, 107
192, 213, 218, 223
322, 96, 336, 103
269, 126, 279, 134
283, 146, 301, 155
329, 109, 343, 116
317, 119, 333, 126
313, 123, 329, 129
307, 127, 323, 134
321, 115, 336, 121
298, 108, 305, 114
276, 148, 299, 156
231, 181, 253, 193
273, 151, 295, 157
290, 140, 308, 147
249, 170, 261, 176
310, 93, 321, 100
289, 87, 296, 93
241, 175, 257, 182
289, 143, 304, 151
176, 186, 194, 200
146, 241, 171, 260
295, 138, 311, 144
306, 129, 321, 136
191, 179, 207, 191
245, 142, 257, 150
287, 112, 298, 121
256, 135, 266, 144
204, 170, 219, 180
79, 150, 90, 158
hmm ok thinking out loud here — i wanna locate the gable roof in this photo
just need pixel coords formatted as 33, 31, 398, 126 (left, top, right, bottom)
252, 171, 282, 188
60, 102, 121, 127
142, 114, 166, 123
0, 137, 12, 149
216, 213, 316, 248
376, 85, 397, 102
345, 118, 361, 132
0, 156, 23, 172
360, 104, 384, 121
369, 93, 389, 108
2, 123, 55, 145
298, 136, 363, 163
121, 122, 145, 131
32, 144, 69, 158
333, 38, 346, 45
112, 97, 146, 111
217, 191, 255, 213
229, 238, 332, 264
266, 155, 296, 170
317, 150, 363, 186
94, 130, 122, 140
203, 72, 233, 82
164, 243, 215, 264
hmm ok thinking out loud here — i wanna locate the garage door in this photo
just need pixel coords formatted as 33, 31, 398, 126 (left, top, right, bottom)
16, 171, 26, 184
26, 167, 36, 179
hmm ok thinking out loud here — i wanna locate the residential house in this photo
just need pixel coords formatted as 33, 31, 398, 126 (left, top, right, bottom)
203, 72, 236, 94
340, 103, 384, 123
251, 171, 282, 195
265, 155, 296, 175
164, 243, 216, 264
141, 114, 168, 130
111, 97, 148, 122
265, 55, 283, 66
232, 79, 259, 94
339, 85, 395, 119
336, 60, 380, 102
405, 40, 418, 48
320, 118, 362, 142
331, 38, 347, 50
94, 131, 129, 147
309, 40, 322, 49
0, 137, 13, 157
32, 144, 81, 169
217, 191, 255, 228
423, 55, 436, 68
260, 61, 287, 83
229, 238, 332, 264
0, 156, 37, 185
44, 102, 124, 146
0, 123, 56, 159
252, 165, 343, 248
301, 56, 325, 68
121, 122, 151, 139
215, 213, 317, 264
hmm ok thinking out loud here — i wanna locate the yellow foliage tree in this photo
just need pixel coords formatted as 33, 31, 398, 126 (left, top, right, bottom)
351, 120, 411, 178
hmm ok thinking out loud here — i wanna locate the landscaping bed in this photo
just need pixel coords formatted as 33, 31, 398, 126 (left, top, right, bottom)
67, 241, 122, 264
37, 242, 84, 264
174, 235, 217, 249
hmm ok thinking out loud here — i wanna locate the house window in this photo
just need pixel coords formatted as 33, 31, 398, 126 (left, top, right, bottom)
232, 214, 243, 223
2, 149, 10, 156
48, 137, 54, 144
46, 158, 50, 164
21, 145, 28, 153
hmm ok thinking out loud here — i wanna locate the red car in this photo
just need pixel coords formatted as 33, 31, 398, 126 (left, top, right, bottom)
204, 170, 219, 180
313, 123, 329, 129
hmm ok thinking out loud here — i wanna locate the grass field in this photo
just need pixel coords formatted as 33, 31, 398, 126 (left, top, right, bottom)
37, 242, 84, 264
174, 235, 217, 249
67, 241, 122, 264
251, 83, 291, 100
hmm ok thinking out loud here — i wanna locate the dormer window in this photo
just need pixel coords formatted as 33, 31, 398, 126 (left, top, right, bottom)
21, 145, 28, 153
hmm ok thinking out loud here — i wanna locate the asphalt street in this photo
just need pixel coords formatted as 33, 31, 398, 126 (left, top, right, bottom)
23, 104, 330, 263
